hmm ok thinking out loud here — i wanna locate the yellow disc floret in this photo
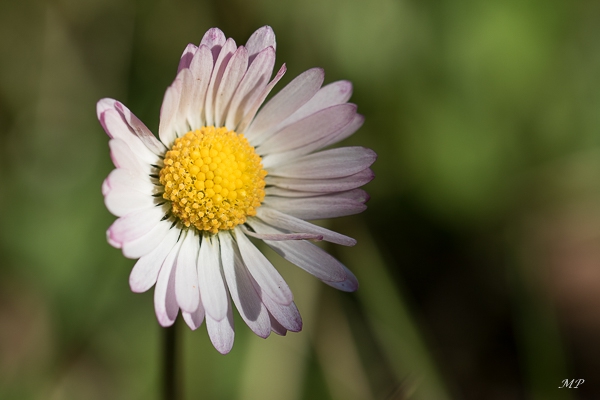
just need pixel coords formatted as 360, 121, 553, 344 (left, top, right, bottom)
159, 126, 267, 234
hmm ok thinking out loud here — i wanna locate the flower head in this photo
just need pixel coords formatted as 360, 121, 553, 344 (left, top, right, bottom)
98, 26, 375, 354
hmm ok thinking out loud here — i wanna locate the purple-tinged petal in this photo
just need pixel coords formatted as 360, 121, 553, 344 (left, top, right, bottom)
198, 235, 228, 321
241, 226, 322, 241
220, 232, 271, 338
269, 146, 376, 179
175, 230, 201, 313
256, 207, 356, 246
178, 43, 198, 72
261, 114, 364, 169
204, 38, 237, 127
264, 189, 369, 220
261, 295, 302, 332
200, 28, 226, 62
155, 237, 184, 327
234, 228, 293, 305
257, 104, 357, 155
206, 305, 235, 354
187, 45, 214, 129
245, 26, 276, 64
237, 63, 286, 134
183, 302, 206, 330
225, 47, 276, 131
275, 80, 353, 132
266, 168, 374, 193
269, 312, 288, 336
214, 46, 248, 127
107, 206, 165, 249
245, 68, 324, 144
248, 219, 346, 282
123, 220, 172, 259
323, 264, 359, 292
129, 227, 180, 293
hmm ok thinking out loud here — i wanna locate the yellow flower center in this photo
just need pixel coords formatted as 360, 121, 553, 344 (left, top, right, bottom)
159, 126, 266, 234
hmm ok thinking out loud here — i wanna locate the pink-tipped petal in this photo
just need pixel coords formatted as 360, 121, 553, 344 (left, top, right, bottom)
175, 230, 201, 313
200, 28, 227, 62
266, 168, 374, 193
248, 219, 346, 282
178, 43, 198, 72
245, 68, 324, 144
154, 238, 184, 326
198, 235, 228, 321
269, 313, 288, 336
245, 26, 276, 64
256, 207, 356, 246
257, 104, 357, 156
182, 302, 206, 330
234, 228, 293, 305
206, 306, 235, 354
220, 232, 271, 338
261, 114, 364, 169
261, 295, 302, 332
204, 38, 237, 127
129, 227, 180, 293
269, 146, 376, 179
214, 46, 248, 127
225, 47, 276, 130
264, 189, 369, 220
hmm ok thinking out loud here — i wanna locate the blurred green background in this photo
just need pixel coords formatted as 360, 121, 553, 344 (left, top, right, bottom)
1, 0, 600, 399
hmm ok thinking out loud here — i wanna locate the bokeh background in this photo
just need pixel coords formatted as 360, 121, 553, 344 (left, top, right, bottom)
1, 0, 600, 399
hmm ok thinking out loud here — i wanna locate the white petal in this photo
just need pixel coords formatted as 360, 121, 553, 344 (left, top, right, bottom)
261, 114, 364, 169
264, 189, 369, 220
241, 226, 322, 241
175, 68, 194, 136
187, 45, 214, 129
204, 38, 237, 127
220, 232, 271, 338
175, 230, 201, 313
257, 104, 357, 155
234, 228, 293, 305
158, 75, 183, 147
237, 63, 286, 134
266, 168, 374, 193
214, 46, 248, 127
104, 168, 155, 195
225, 47, 276, 131
123, 220, 172, 259
245, 26, 276, 64
129, 227, 180, 292
245, 68, 324, 144
256, 207, 356, 246
269, 146, 376, 179
109, 139, 150, 176
198, 235, 228, 321
182, 302, 205, 330
248, 219, 346, 282
154, 237, 184, 326
265, 187, 326, 198
206, 307, 235, 354
107, 206, 165, 248
104, 183, 156, 217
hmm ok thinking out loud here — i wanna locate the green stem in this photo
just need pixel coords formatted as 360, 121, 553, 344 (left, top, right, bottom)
163, 319, 181, 400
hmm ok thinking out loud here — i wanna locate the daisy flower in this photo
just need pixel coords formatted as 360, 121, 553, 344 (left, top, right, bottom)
98, 26, 375, 354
